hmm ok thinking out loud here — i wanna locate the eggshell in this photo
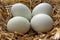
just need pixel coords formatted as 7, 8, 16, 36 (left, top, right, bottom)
31, 14, 54, 32
7, 16, 30, 34
32, 3, 53, 16
11, 3, 31, 20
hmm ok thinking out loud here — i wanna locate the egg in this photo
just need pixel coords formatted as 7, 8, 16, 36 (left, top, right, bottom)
32, 3, 53, 16
11, 3, 31, 20
7, 16, 30, 34
31, 14, 54, 32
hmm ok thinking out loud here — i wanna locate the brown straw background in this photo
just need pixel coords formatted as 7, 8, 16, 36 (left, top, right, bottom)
0, 0, 60, 40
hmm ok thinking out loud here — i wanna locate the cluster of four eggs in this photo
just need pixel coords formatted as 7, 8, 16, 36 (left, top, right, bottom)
7, 3, 54, 34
